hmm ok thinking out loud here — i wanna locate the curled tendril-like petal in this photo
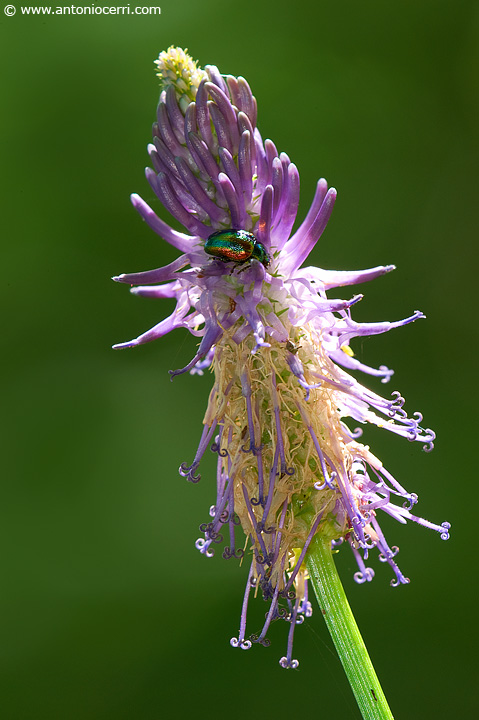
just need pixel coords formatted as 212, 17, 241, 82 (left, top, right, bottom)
249, 633, 271, 647
179, 461, 201, 483
388, 391, 406, 417
390, 576, 410, 588
241, 441, 264, 455
441, 522, 451, 540
256, 521, 275, 534
361, 533, 376, 549
230, 637, 252, 650
391, 390, 405, 407
299, 600, 313, 617
379, 366, 393, 384
379, 546, 399, 562
223, 547, 245, 559
354, 568, 375, 584
179, 461, 196, 476
423, 430, 436, 452
198, 522, 223, 542
195, 538, 214, 557
378, 545, 399, 562
279, 657, 299, 669
403, 493, 418, 510
185, 470, 201, 483
204, 527, 219, 540
250, 496, 263, 506
211, 442, 229, 457
325, 470, 338, 490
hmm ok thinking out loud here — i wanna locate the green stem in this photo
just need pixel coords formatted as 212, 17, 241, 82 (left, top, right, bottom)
306, 536, 394, 720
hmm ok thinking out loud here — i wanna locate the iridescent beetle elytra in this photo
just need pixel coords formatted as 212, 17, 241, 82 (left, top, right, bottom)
204, 229, 271, 268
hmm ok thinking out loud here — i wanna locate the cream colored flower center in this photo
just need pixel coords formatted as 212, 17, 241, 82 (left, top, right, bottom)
154, 46, 207, 111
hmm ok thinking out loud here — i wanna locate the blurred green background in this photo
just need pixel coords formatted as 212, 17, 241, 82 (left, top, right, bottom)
1, 1, 477, 717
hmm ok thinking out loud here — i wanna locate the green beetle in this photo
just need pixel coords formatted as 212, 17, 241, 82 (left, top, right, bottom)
204, 229, 271, 268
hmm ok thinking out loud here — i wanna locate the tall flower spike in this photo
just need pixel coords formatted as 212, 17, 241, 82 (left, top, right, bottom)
113, 47, 450, 672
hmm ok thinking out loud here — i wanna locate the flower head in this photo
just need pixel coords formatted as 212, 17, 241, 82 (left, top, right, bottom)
113, 47, 450, 668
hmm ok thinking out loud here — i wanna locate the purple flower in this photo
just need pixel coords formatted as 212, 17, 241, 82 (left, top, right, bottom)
113, 47, 450, 668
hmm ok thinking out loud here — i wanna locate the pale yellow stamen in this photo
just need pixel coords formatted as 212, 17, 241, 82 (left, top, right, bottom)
341, 343, 354, 357
205, 316, 354, 593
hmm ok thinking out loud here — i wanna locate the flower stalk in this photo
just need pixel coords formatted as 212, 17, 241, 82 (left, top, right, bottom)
306, 536, 394, 719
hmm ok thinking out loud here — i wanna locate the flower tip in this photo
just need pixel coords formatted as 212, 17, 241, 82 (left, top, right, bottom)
350, 293, 364, 306
112, 339, 138, 350
230, 637, 252, 650
385, 264, 396, 273
112, 273, 135, 285
379, 365, 394, 383
324, 186, 337, 209
154, 47, 207, 109
440, 522, 451, 540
